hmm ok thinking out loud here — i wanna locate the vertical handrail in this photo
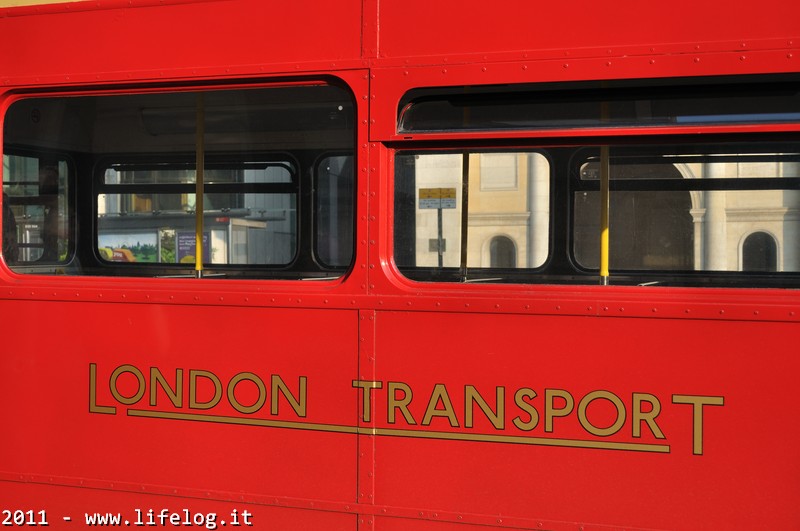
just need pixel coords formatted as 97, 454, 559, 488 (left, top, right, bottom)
459, 153, 470, 281
599, 145, 610, 285
195, 93, 205, 278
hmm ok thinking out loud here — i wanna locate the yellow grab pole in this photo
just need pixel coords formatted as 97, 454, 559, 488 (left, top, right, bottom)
599, 144, 610, 285
195, 94, 205, 278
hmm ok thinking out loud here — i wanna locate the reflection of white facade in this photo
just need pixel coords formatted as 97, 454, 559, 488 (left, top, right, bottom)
412, 153, 800, 273
413, 153, 549, 269
683, 161, 800, 271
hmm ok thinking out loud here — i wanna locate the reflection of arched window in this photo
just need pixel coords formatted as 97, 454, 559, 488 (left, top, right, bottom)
742, 232, 777, 272
490, 236, 516, 268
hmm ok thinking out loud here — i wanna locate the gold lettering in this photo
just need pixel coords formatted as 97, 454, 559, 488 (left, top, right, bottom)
465, 385, 504, 429
352, 380, 382, 422
577, 390, 626, 437
109, 364, 146, 405
544, 389, 574, 432
422, 384, 459, 427
633, 393, 665, 439
271, 375, 307, 417
388, 381, 415, 425
673, 394, 724, 455
150, 367, 183, 408
512, 388, 538, 431
228, 372, 267, 414
88, 363, 115, 414
188, 369, 222, 410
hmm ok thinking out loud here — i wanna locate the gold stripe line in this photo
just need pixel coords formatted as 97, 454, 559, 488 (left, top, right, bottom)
129, 409, 358, 434
128, 409, 670, 453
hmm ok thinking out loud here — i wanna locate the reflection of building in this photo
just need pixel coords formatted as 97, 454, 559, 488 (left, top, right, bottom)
96, 166, 292, 265
469, 153, 549, 269
409, 152, 800, 273
684, 161, 800, 272
410, 153, 549, 269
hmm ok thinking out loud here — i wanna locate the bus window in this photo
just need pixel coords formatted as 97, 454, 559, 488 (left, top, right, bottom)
2, 154, 71, 266
394, 151, 550, 281
3, 83, 355, 278
398, 77, 800, 133
316, 155, 355, 268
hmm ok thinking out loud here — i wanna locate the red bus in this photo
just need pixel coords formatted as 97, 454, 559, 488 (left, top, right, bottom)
1, 0, 799, 529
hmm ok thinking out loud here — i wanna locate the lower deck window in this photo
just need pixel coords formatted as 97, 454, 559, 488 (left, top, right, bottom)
394, 141, 800, 287
2, 83, 355, 278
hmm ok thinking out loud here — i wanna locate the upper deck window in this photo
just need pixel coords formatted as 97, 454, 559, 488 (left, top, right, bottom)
398, 77, 800, 133
2, 83, 356, 278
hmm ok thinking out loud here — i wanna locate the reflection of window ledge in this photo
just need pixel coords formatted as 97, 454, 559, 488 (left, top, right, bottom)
467, 212, 531, 226
726, 207, 793, 222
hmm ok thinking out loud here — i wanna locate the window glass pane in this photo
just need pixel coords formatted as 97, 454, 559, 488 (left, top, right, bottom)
572, 145, 800, 273
104, 163, 294, 185
579, 153, 800, 180
574, 190, 694, 270
2, 154, 70, 264
399, 77, 800, 133
98, 192, 296, 265
394, 151, 550, 279
316, 155, 354, 267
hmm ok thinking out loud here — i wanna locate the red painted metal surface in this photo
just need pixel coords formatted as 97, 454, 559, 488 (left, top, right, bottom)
0, 1, 799, 530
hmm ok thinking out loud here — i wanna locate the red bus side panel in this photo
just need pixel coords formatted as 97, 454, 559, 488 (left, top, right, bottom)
370, 310, 799, 529
0, 300, 360, 528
